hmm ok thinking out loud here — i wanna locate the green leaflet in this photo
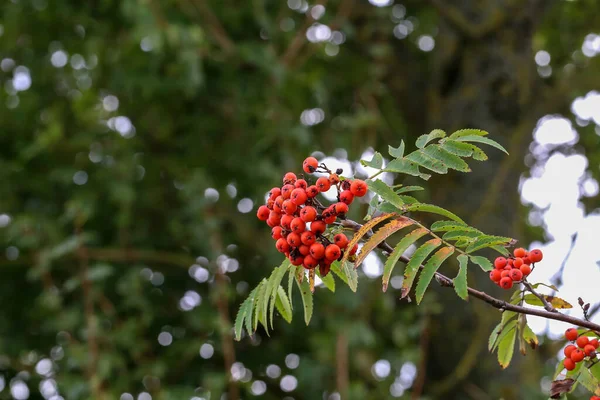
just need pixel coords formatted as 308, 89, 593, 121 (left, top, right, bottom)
382, 227, 429, 292
469, 255, 493, 272
234, 284, 260, 340
295, 273, 313, 325
465, 235, 513, 253
384, 158, 431, 180
497, 323, 517, 369
388, 141, 405, 158
361, 151, 384, 168
330, 261, 349, 286
367, 179, 405, 209
491, 319, 517, 353
288, 267, 297, 310
520, 323, 538, 354
342, 260, 358, 292
448, 129, 489, 139
440, 140, 474, 157
430, 220, 468, 232
275, 286, 293, 323
317, 268, 335, 292
404, 203, 465, 223
415, 246, 455, 304
453, 254, 469, 300
531, 282, 559, 291
442, 229, 481, 241
455, 135, 509, 155
394, 185, 424, 194
267, 261, 292, 328
488, 311, 517, 351
422, 144, 471, 172
405, 149, 448, 174
415, 129, 446, 148
401, 238, 442, 299
523, 294, 573, 309
576, 367, 600, 395
253, 278, 269, 333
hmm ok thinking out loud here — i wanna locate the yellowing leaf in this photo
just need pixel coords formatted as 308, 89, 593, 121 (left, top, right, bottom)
355, 217, 413, 268
523, 294, 573, 309
341, 213, 397, 266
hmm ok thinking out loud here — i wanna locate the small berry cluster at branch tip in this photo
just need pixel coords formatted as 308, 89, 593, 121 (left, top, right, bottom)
256, 156, 368, 276
562, 327, 599, 372
489, 247, 544, 290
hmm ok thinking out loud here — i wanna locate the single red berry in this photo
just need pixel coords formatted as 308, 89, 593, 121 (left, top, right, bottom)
584, 344, 596, 356
302, 157, 319, 174
295, 179, 308, 189
290, 188, 308, 206
494, 257, 508, 269
329, 174, 340, 184
513, 248, 527, 258
287, 232, 301, 247
276, 238, 290, 253
500, 277, 513, 289
267, 211, 282, 226
570, 348, 585, 362
521, 256, 532, 265
301, 231, 316, 246
271, 226, 283, 240
334, 202, 349, 215
339, 190, 354, 205
282, 199, 298, 215
257, 205, 270, 221
565, 328, 578, 341
306, 185, 319, 198
290, 217, 306, 233
501, 270, 511, 279
310, 243, 325, 259
289, 253, 304, 266
280, 214, 293, 230
310, 221, 327, 235
507, 258, 514, 267
529, 249, 543, 263
325, 244, 341, 261
303, 255, 318, 269
273, 196, 284, 213
319, 262, 331, 277
300, 206, 317, 222
298, 244, 310, 256
334, 233, 349, 249
349, 243, 358, 255
266, 199, 274, 210
350, 179, 368, 197
323, 214, 337, 224
513, 257, 524, 268
520, 264, 532, 276
509, 269, 523, 282
281, 184, 294, 199
316, 177, 331, 192
577, 336, 589, 348
591, 396, 600, 400
590, 339, 599, 349
283, 172, 297, 184
564, 344, 577, 358
269, 187, 282, 201
563, 357, 576, 371
489, 269, 502, 282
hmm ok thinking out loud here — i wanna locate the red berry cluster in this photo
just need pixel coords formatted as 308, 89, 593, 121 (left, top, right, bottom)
562, 327, 599, 371
256, 157, 368, 276
489, 247, 543, 290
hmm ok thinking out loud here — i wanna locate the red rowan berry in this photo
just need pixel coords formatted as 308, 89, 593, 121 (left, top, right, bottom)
507, 258, 514, 267
301, 231, 316, 246
282, 199, 297, 215
334, 233, 349, 249
289, 253, 304, 266
563, 357, 576, 371
570, 348, 585, 362
269, 187, 281, 201
287, 232, 301, 247
295, 179, 308, 189
334, 202, 349, 215
273, 196, 284, 213
303, 255, 318, 269
281, 184, 294, 199
501, 270, 511, 279
564, 344, 577, 358
513, 257, 524, 268
325, 244, 341, 261
339, 190, 354, 205
303, 157, 319, 174
590, 339, 599, 349
565, 328, 578, 341
257, 205, 270, 221
280, 214, 293, 230
500, 277, 513, 289
520, 264, 532, 276
529, 249, 543, 263
521, 256, 532, 265
316, 177, 331, 192
592, 396, 600, 400
291, 188, 308, 206
319, 262, 331, 277
350, 179, 368, 197
283, 172, 297, 184
494, 257, 508, 269
513, 248, 527, 258
510, 269, 523, 282
298, 245, 310, 256
310, 221, 327, 235
577, 336, 589, 348
266, 199, 274, 209
329, 174, 340, 184
341, 180, 351, 190
276, 238, 290, 253
290, 217, 306, 233
272, 226, 283, 240
584, 344, 596, 356
349, 243, 358, 255
306, 185, 319, 198
300, 206, 317, 222
268, 211, 282, 226
489, 269, 502, 282
323, 214, 337, 224
310, 243, 325, 259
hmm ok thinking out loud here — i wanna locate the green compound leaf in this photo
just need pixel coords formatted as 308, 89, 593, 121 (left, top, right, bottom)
404, 203, 465, 223
416, 129, 446, 148
367, 179, 405, 209
401, 238, 442, 299
382, 227, 429, 292
453, 254, 469, 300
415, 246, 455, 304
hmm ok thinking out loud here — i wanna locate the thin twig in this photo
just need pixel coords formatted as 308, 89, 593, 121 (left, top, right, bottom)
522, 280, 556, 313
